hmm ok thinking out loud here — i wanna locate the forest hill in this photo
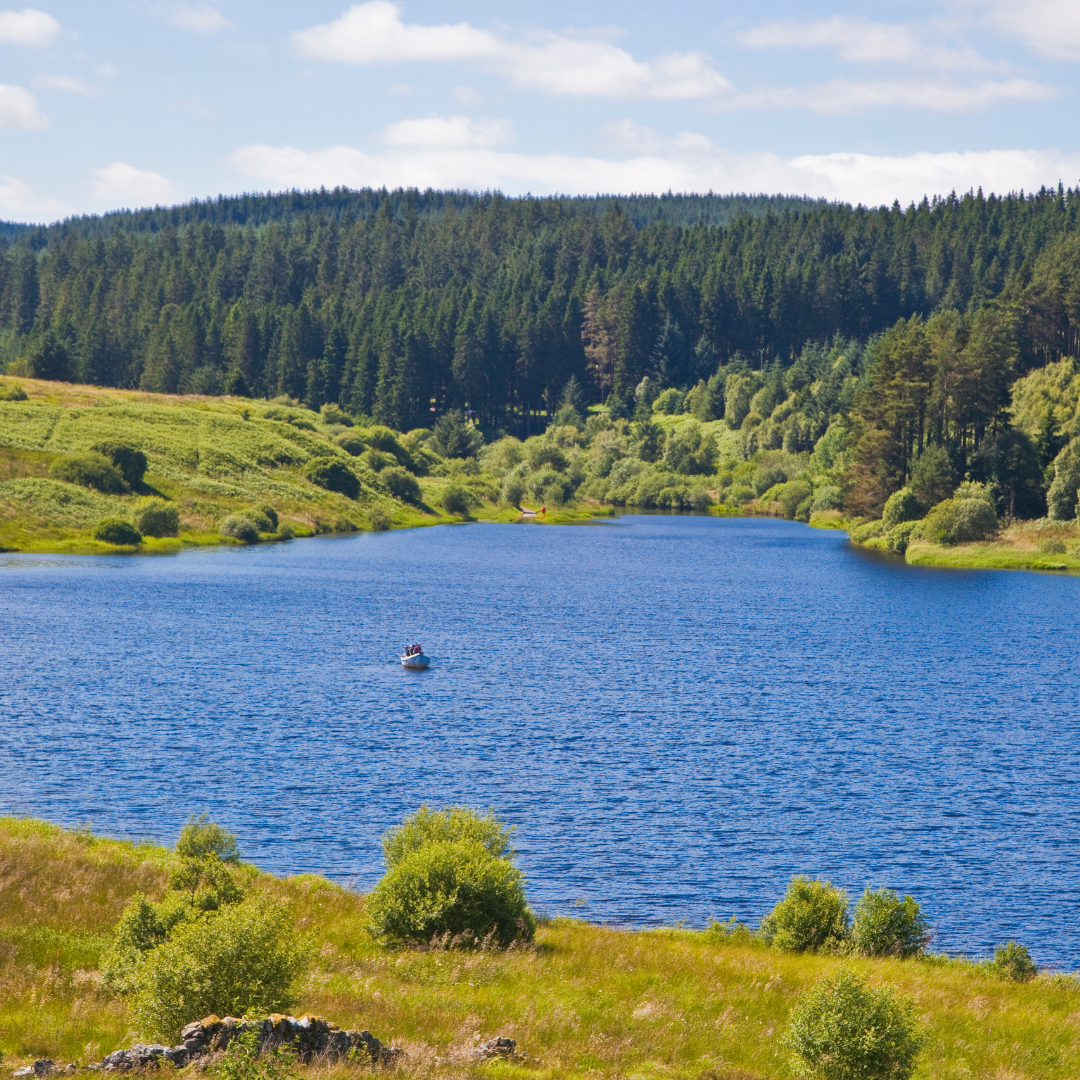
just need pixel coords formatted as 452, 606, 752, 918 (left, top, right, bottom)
2, 185, 1080, 518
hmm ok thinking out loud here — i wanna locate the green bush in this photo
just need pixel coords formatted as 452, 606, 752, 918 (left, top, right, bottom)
177, 812, 241, 863
365, 839, 535, 947
753, 464, 787, 495
240, 507, 274, 532
882, 487, 920, 529
334, 431, 366, 456
776, 479, 813, 519
0, 381, 28, 401
1038, 537, 1067, 554
93, 517, 143, 545
442, 484, 471, 515
810, 485, 845, 513
760, 876, 849, 953
320, 402, 353, 426
368, 505, 391, 531
652, 387, 684, 415
1047, 439, 1080, 520
919, 497, 998, 545
992, 940, 1037, 982
49, 452, 129, 494
851, 888, 930, 958
850, 519, 885, 543
360, 448, 394, 473
381, 465, 422, 503
220, 514, 259, 543
429, 411, 483, 458
134, 498, 180, 537
501, 474, 527, 507
729, 483, 755, 504
91, 440, 148, 488
383, 805, 515, 868
129, 898, 310, 1042
784, 968, 923, 1080
255, 504, 278, 530
884, 520, 919, 554
303, 457, 360, 499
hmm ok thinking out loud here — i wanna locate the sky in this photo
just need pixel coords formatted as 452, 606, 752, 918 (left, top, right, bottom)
1, 0, 1079, 222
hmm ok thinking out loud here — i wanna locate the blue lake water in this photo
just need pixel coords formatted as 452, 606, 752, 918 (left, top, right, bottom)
2, 515, 1079, 965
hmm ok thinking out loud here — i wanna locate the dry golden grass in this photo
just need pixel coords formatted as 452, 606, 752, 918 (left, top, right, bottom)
3, 818, 1080, 1079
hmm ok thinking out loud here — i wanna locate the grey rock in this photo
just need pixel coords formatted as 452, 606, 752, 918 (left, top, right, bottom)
474, 1037, 517, 1061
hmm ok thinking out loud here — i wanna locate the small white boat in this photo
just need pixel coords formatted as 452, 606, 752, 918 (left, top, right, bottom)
401, 650, 430, 670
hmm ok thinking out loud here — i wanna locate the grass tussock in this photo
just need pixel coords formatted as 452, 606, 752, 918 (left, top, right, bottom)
2, 818, 1080, 1079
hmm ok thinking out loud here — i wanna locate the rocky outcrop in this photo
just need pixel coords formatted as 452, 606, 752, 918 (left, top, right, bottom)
474, 1038, 517, 1061
13, 1063, 75, 1077
68, 1014, 402, 1072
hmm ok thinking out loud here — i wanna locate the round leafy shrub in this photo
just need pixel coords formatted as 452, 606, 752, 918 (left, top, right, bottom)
882, 487, 921, 530
885, 520, 919, 554
920, 497, 998, 545
134, 498, 179, 538
528, 467, 563, 502
383, 805, 515, 868
442, 484, 471, 516
753, 464, 787, 496
784, 968, 923, 1080
91, 440, 148, 488
1047, 439, 1080, 520
277, 522, 295, 540
220, 514, 259, 544
368, 505, 391, 532
361, 448, 394, 472
810, 484, 845, 513
49, 452, 129, 493
303, 457, 360, 499
365, 839, 535, 947
729, 483, 755, 504
652, 387, 684, 415
760, 876, 849, 953
992, 940, 1037, 982
381, 465, 422, 503
334, 431, 366, 456
255, 504, 279, 530
501, 474, 526, 507
851, 888, 930, 958
129, 898, 310, 1042
320, 402, 353, 426
93, 518, 142, 545
776, 479, 813, 520
239, 507, 274, 532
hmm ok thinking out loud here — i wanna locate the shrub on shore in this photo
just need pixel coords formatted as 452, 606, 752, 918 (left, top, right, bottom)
91, 441, 148, 489
883, 487, 920, 529
93, 518, 142, 545
760, 877, 849, 953
303, 457, 360, 499
851, 887, 930, 958
784, 967, 923, 1080
368, 505, 391, 531
366, 839, 535, 947
992, 940, 1037, 981
50, 452, 129, 494
383, 805, 515, 868
134, 498, 179, 537
220, 514, 259, 544
381, 465, 422, 504
918, 497, 998, 545
442, 484, 471, 516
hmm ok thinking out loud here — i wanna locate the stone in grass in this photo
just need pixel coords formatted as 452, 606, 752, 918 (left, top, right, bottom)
474, 1037, 518, 1061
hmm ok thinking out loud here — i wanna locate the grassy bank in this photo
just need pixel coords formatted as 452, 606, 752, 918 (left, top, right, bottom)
1, 817, 1078, 1080
0, 380, 585, 553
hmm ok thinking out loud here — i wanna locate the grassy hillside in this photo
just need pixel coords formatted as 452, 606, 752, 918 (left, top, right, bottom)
0, 379, 546, 553
1, 818, 1078, 1080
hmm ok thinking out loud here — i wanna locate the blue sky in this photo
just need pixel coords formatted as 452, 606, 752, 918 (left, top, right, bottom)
1, 0, 1079, 221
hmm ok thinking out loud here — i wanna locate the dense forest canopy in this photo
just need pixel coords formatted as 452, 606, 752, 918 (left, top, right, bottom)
5, 183, 1080, 516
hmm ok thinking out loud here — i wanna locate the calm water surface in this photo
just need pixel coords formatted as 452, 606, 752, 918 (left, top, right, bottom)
2, 515, 1079, 964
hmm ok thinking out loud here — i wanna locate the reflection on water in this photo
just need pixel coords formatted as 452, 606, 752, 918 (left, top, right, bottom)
2, 515, 1079, 964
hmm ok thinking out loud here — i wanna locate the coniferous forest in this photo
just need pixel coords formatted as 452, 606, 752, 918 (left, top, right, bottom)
5, 185, 1080, 518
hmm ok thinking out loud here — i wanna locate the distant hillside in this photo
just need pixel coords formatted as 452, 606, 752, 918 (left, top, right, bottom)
11, 188, 831, 244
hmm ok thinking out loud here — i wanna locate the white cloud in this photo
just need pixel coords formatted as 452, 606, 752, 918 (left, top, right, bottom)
730, 76, 1054, 115
293, 2, 732, 100
740, 17, 995, 72
33, 74, 101, 96
0, 83, 45, 127
229, 134, 1080, 208
984, 0, 1080, 62
0, 8, 60, 48
91, 162, 173, 206
166, 4, 231, 34
382, 115, 512, 150
452, 85, 483, 106
0, 174, 72, 222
